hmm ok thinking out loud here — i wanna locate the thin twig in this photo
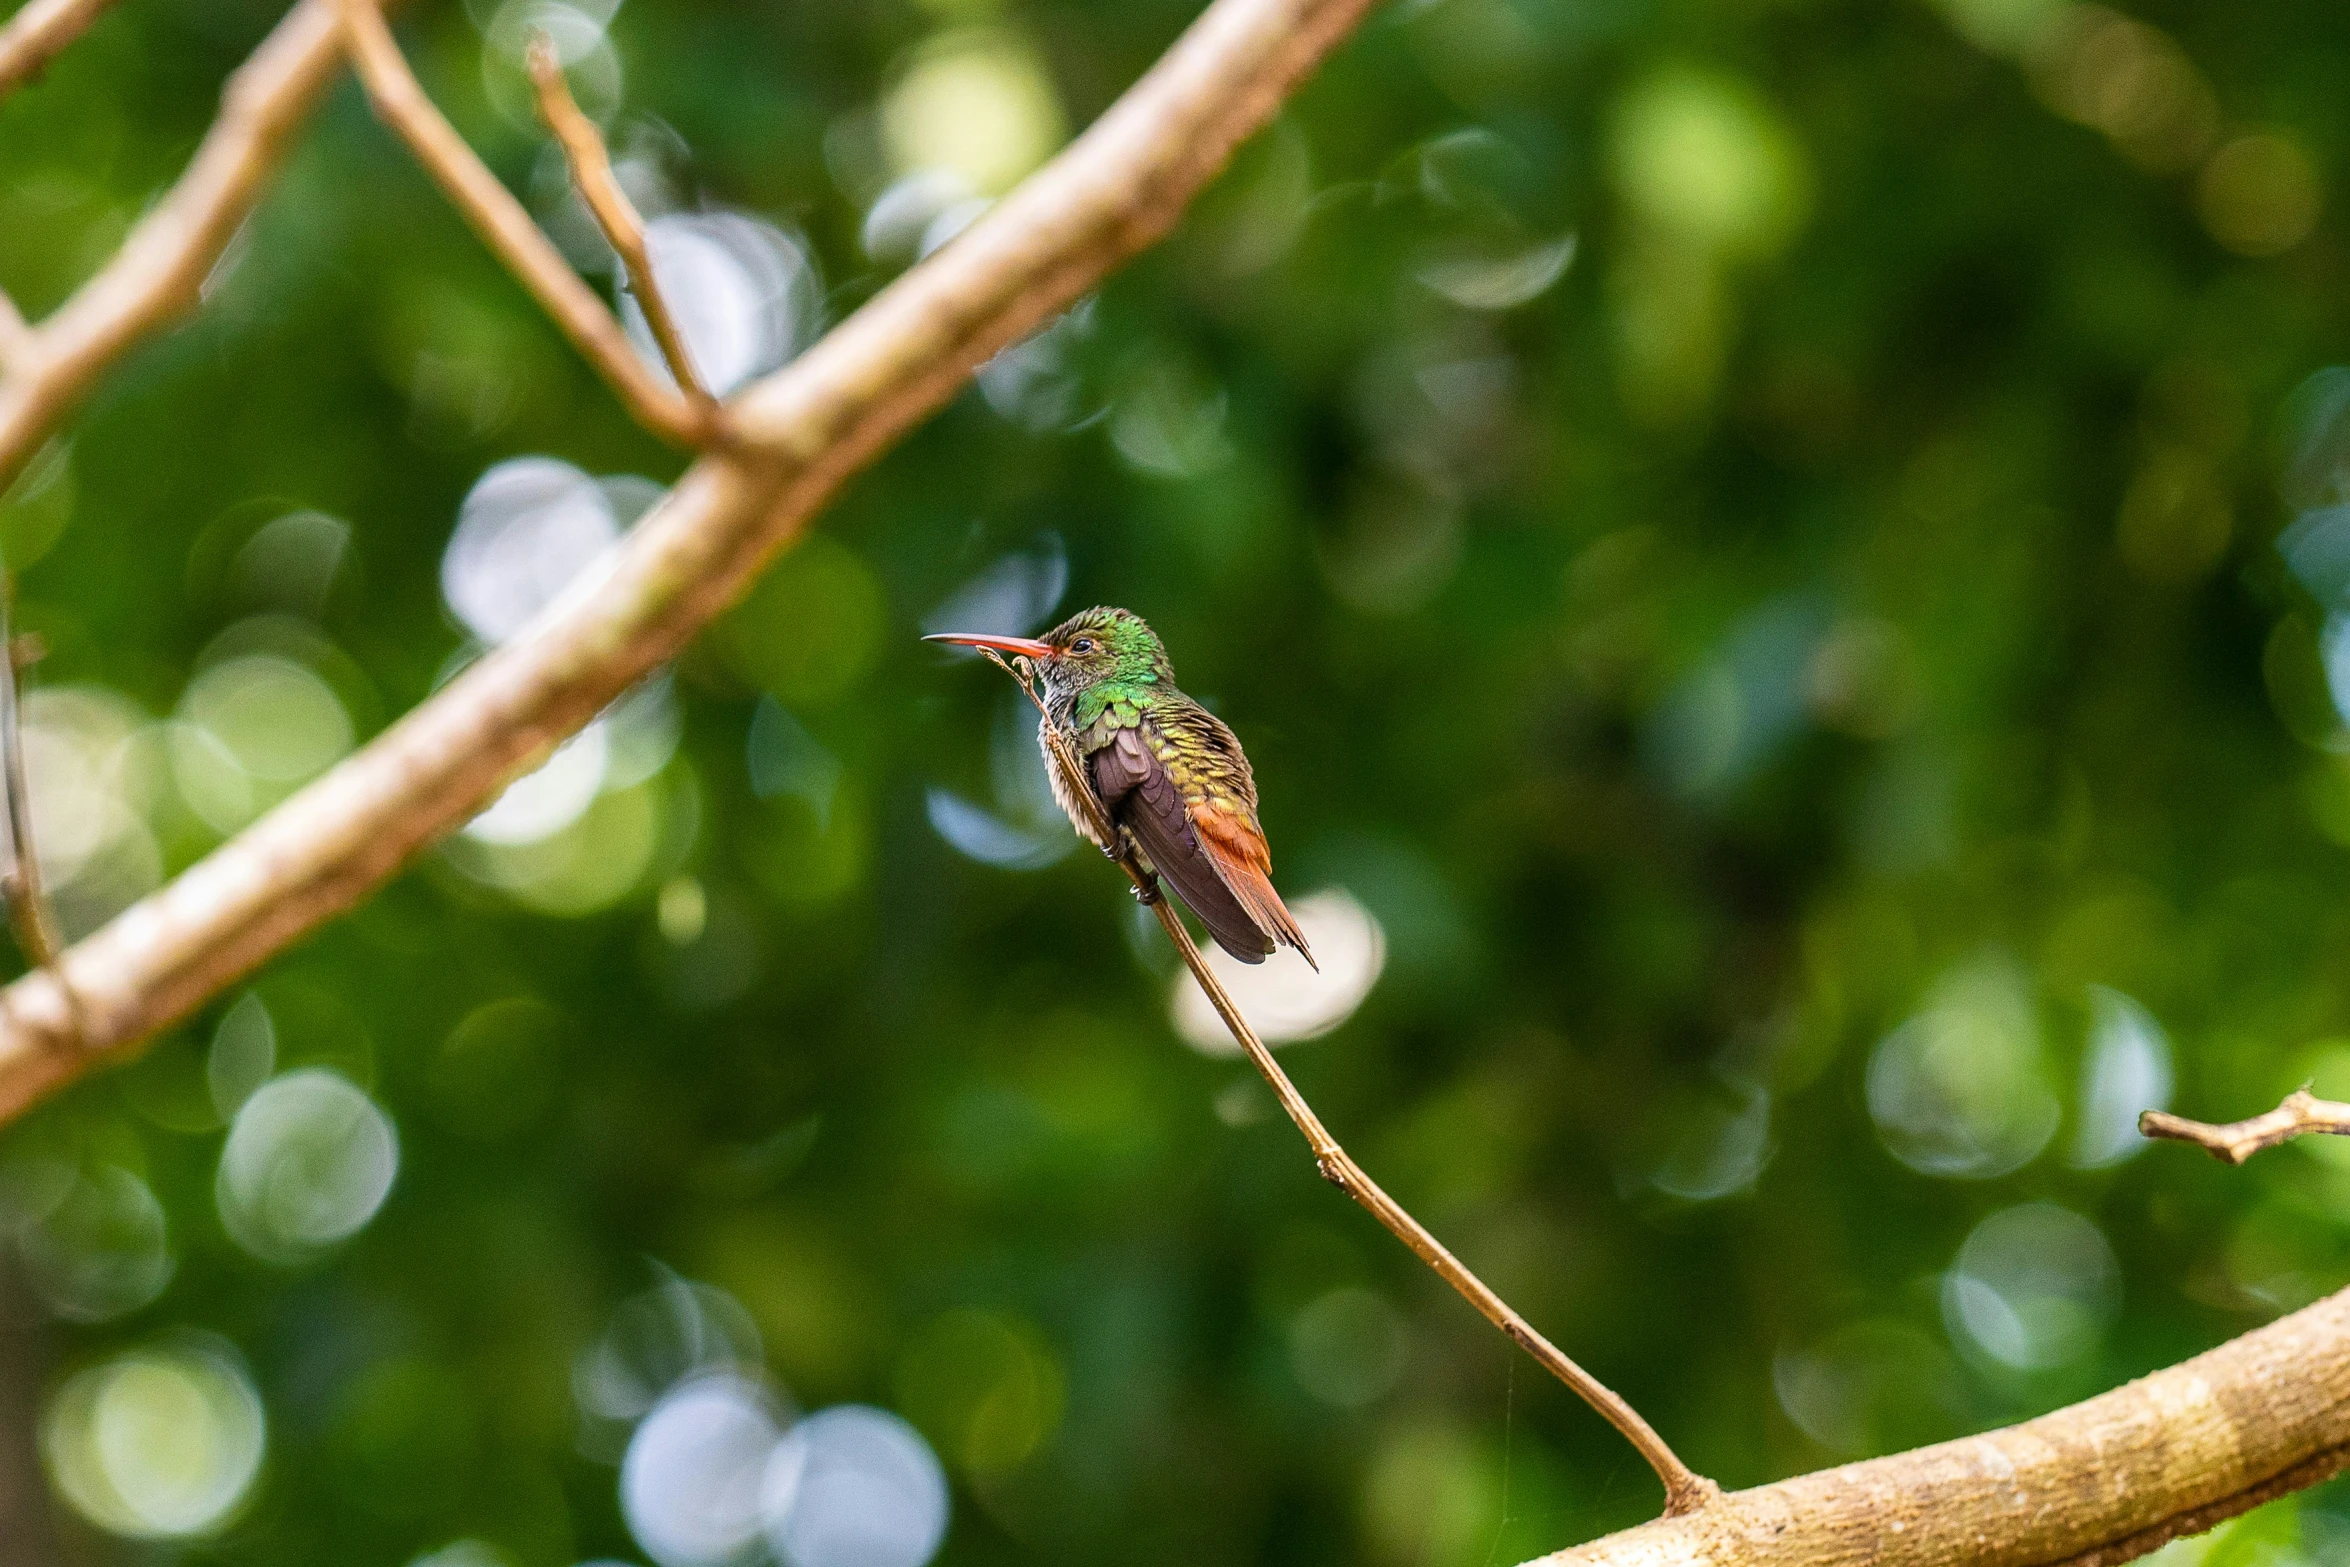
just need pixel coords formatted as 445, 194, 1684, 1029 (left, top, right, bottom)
0, 572, 59, 969
0, 0, 1386, 1120
980, 648, 1716, 1517
0, 0, 349, 493
0, 0, 116, 102
3, 5, 2350, 1563
525, 34, 714, 412
337, 0, 717, 446
2141, 1088, 2350, 1165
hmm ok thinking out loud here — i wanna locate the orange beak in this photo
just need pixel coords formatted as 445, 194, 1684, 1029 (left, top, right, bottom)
922, 631, 1055, 658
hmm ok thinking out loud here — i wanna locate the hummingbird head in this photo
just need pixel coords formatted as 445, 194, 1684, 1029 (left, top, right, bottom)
923, 605, 1172, 697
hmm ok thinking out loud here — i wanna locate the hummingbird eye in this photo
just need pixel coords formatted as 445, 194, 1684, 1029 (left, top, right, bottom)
1070, 637, 1095, 653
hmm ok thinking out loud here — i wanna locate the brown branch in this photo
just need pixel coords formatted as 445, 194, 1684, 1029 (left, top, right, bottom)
0, 570, 61, 969
0, 0, 1386, 1101
2140, 1089, 2350, 1165
338, 0, 717, 446
0, 0, 115, 102
0, 0, 348, 493
978, 648, 1715, 1516
1521, 1284, 2350, 1567
2, 4, 2345, 1561
525, 34, 713, 412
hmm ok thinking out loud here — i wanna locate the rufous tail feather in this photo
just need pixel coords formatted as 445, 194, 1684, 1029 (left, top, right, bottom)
1192, 806, 1316, 971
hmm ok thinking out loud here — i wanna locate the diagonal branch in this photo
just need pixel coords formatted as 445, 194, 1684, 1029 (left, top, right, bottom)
978, 647, 1715, 1516
338, 0, 717, 446
2141, 1089, 2350, 1164
526, 33, 713, 412
0, 0, 116, 102
1521, 1284, 2350, 1567
0, 0, 347, 493
0, 0, 1385, 1106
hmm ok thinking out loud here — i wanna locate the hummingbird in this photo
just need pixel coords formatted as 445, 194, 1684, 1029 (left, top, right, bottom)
925, 607, 1314, 969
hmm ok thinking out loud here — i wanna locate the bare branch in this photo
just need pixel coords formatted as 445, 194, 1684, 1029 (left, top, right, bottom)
0, 0, 1384, 1107
338, 0, 717, 446
1524, 1285, 2350, 1567
978, 646, 1714, 1515
0, 0, 116, 102
2, 4, 2345, 1562
0, 571, 61, 969
2141, 1088, 2350, 1164
526, 34, 713, 412
0, 0, 347, 492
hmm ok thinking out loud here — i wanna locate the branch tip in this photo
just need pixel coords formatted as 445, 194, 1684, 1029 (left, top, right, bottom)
337, 0, 715, 446
2141, 1089, 2350, 1165
524, 27, 717, 425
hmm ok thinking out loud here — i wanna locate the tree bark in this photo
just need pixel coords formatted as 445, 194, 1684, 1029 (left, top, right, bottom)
1522, 1286, 2350, 1567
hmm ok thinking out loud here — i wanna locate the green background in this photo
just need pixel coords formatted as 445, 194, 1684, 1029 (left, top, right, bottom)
4, 0, 2350, 1562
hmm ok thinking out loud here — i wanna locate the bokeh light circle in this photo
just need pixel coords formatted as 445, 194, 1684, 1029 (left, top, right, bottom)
42, 1338, 265, 1538
1866, 961, 2058, 1179
1172, 889, 1385, 1053
18, 1165, 174, 1322
216, 1069, 399, 1263
1941, 1203, 2120, 1371
761, 1405, 950, 1567
442, 457, 619, 644
621, 1373, 780, 1567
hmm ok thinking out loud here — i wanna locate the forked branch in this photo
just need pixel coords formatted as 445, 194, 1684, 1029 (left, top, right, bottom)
0, 0, 1390, 1115
970, 647, 1716, 1517
11, 2, 2350, 1561
2142, 1089, 2350, 1164
337, 0, 718, 445
526, 34, 714, 414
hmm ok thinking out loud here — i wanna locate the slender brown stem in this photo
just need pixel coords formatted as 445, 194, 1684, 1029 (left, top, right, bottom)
0, 0, 349, 495
2141, 1088, 2350, 1165
985, 650, 1715, 1517
0, 570, 61, 969
525, 34, 714, 413
0, 0, 1389, 1120
0, 0, 116, 102
337, 0, 717, 446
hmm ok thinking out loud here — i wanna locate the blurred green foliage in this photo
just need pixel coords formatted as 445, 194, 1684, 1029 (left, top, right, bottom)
6, 0, 2350, 1563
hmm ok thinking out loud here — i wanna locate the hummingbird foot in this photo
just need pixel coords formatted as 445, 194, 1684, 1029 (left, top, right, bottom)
1128, 880, 1160, 906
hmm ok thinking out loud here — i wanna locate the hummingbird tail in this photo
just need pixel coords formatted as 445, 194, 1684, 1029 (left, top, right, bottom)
1190, 806, 1316, 971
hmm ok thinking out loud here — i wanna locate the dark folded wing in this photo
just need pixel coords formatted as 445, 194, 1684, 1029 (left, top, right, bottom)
1089, 726, 1274, 963
1145, 706, 1315, 970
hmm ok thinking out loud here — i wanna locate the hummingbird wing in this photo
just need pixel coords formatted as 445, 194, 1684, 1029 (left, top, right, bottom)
1088, 725, 1277, 964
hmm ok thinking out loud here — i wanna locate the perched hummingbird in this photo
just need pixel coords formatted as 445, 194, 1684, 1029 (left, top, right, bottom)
925, 607, 1314, 968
